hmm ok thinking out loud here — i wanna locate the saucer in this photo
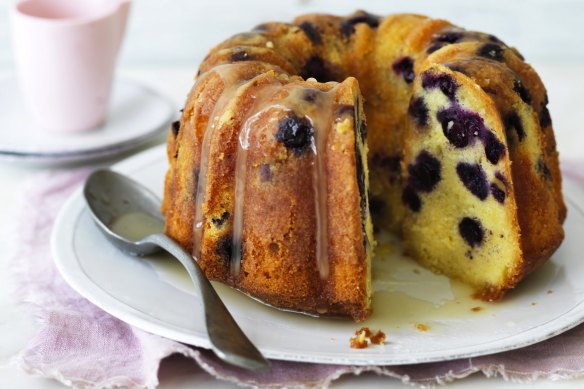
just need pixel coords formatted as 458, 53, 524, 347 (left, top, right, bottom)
0, 77, 176, 164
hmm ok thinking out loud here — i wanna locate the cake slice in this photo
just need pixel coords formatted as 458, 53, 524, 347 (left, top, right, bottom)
164, 63, 373, 320
402, 64, 523, 299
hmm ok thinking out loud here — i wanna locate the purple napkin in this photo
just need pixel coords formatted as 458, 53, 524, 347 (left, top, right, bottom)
6, 162, 584, 388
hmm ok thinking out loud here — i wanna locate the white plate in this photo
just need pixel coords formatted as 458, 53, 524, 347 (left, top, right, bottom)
52, 144, 584, 365
0, 77, 175, 164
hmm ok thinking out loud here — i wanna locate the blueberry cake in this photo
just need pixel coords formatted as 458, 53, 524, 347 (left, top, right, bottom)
162, 11, 565, 321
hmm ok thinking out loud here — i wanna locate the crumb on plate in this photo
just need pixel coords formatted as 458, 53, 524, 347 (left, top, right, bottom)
349, 327, 386, 349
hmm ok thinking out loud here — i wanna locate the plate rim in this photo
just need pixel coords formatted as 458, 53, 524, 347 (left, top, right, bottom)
52, 144, 584, 365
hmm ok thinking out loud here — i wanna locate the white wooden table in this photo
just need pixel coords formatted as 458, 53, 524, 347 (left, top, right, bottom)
0, 66, 583, 388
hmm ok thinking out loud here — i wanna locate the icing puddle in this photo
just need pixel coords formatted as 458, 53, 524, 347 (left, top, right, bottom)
131, 227, 554, 333
148, 254, 194, 295
367, 232, 495, 332
109, 212, 163, 241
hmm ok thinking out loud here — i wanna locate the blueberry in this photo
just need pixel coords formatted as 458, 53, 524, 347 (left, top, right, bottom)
436, 106, 484, 148
259, 164, 272, 182
340, 11, 380, 36
408, 151, 442, 192
484, 132, 506, 165
275, 113, 314, 156
513, 79, 532, 104
478, 43, 504, 61
369, 196, 385, 215
402, 185, 421, 212
216, 235, 234, 264
436, 105, 505, 163
392, 57, 415, 83
408, 97, 429, 127
540, 105, 552, 128
426, 31, 465, 54
490, 183, 506, 203
459, 217, 485, 248
422, 72, 458, 100
434, 31, 463, 43
299, 21, 322, 44
456, 163, 489, 200
171, 120, 180, 136
488, 34, 503, 44
505, 111, 526, 141
302, 88, 320, 102
495, 171, 508, 187
484, 131, 505, 165
231, 49, 251, 62
211, 211, 230, 227
427, 42, 446, 54
537, 158, 552, 180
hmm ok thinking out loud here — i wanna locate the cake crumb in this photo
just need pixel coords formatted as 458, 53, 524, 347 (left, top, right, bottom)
349, 327, 386, 349
266, 41, 274, 48
370, 330, 386, 345
547, 289, 554, 294
471, 306, 483, 312
415, 323, 429, 332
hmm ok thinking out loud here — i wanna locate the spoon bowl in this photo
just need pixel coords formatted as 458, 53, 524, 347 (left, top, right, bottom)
83, 169, 270, 371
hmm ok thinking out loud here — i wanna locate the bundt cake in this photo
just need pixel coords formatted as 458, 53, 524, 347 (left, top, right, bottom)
162, 11, 565, 321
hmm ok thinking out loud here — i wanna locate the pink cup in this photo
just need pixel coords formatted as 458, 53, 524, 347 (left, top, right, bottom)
10, 0, 131, 133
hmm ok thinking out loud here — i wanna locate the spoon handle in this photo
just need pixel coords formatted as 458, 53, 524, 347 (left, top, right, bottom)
144, 233, 270, 370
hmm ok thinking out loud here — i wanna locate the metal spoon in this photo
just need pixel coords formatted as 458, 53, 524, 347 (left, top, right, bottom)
83, 169, 270, 371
